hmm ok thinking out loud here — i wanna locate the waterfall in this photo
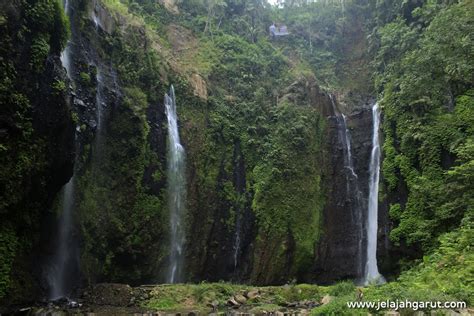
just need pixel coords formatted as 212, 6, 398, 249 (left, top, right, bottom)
48, 1, 78, 299
95, 69, 104, 132
60, 1, 72, 80
341, 114, 357, 179
364, 102, 385, 285
48, 177, 76, 300
233, 214, 242, 269
329, 96, 357, 187
329, 95, 364, 277
60, 46, 72, 80
165, 86, 186, 283
92, 12, 100, 29
64, 0, 70, 14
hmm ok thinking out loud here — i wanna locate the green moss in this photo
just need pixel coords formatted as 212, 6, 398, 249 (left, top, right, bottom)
143, 283, 324, 312
79, 72, 91, 85
52, 79, 67, 94
0, 0, 72, 301
378, 1, 474, 252
29, 37, 50, 72
0, 224, 18, 298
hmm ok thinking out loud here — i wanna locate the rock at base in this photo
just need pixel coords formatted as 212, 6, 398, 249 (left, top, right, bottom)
321, 295, 334, 305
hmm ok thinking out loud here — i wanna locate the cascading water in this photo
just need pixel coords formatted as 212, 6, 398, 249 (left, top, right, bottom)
165, 86, 186, 284
60, 47, 72, 80
60, 1, 72, 79
364, 102, 385, 285
329, 96, 358, 191
329, 95, 364, 277
95, 69, 105, 132
233, 214, 242, 269
341, 114, 357, 179
91, 20, 107, 158
231, 144, 246, 271
47, 0, 78, 300
48, 177, 76, 300
90, 66, 107, 170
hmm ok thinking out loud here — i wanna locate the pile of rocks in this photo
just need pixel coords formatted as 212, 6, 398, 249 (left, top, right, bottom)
227, 289, 261, 307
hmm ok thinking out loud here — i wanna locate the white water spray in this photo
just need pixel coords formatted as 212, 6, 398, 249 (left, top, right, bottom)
60, 1, 72, 80
165, 86, 186, 283
48, 177, 75, 300
364, 102, 385, 285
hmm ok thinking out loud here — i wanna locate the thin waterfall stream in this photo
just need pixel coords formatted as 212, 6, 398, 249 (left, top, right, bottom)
48, 177, 76, 300
329, 95, 364, 277
92, 66, 106, 161
233, 213, 242, 269
165, 86, 186, 284
364, 102, 385, 285
47, 0, 78, 300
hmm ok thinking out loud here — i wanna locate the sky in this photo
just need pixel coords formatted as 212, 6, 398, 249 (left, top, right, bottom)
267, 0, 278, 5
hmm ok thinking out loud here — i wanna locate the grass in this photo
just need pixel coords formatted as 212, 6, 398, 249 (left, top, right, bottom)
142, 278, 472, 315
144, 283, 249, 312
141, 282, 373, 315
143, 283, 324, 312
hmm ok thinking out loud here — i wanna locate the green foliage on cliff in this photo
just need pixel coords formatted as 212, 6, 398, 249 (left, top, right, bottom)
95, 0, 332, 282
1, 0, 473, 304
363, 221, 474, 308
311, 222, 474, 313
70, 1, 169, 283
0, 0, 71, 299
0, 225, 18, 298
0, 0, 69, 215
68, 0, 472, 300
250, 102, 324, 279
376, 0, 474, 254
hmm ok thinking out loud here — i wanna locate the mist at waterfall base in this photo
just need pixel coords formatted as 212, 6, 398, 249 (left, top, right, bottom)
46, 178, 79, 300
165, 86, 187, 284
364, 102, 385, 285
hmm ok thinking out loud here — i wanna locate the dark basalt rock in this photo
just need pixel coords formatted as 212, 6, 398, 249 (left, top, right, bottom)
313, 96, 378, 283
0, 1, 76, 300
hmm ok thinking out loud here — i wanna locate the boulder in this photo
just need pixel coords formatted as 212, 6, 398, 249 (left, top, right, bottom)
227, 297, 240, 306
321, 295, 334, 305
245, 289, 260, 299
234, 294, 247, 305
74, 98, 86, 108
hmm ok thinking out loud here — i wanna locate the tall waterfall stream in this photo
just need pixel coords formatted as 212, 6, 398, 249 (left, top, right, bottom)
165, 86, 187, 283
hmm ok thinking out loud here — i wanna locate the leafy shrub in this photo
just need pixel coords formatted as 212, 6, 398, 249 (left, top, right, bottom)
0, 225, 18, 298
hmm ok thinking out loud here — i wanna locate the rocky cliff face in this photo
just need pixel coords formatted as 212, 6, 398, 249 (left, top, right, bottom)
0, 0, 75, 303
1, 0, 391, 303
315, 98, 373, 283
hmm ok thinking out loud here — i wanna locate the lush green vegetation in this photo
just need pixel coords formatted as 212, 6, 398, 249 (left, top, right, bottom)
0, 0, 472, 310
317, 221, 473, 314
90, 0, 331, 283
0, 0, 71, 299
70, 0, 170, 283
376, 0, 474, 252
144, 282, 324, 312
